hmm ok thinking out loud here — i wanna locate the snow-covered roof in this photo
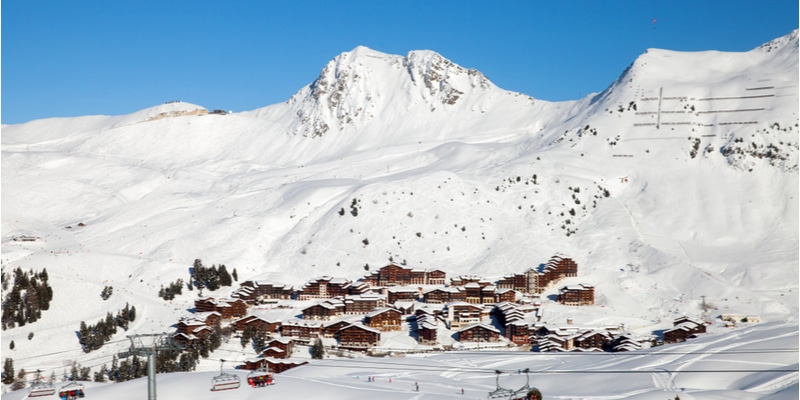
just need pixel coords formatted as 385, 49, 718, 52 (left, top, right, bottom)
456, 323, 500, 334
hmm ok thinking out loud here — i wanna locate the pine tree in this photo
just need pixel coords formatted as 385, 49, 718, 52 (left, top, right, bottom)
311, 338, 325, 359
231, 268, 238, 282
218, 265, 232, 287
93, 364, 107, 382
2, 358, 14, 384
240, 326, 255, 349
12, 368, 26, 391
110, 355, 119, 382
9, 340, 14, 350
79, 366, 91, 381
70, 363, 79, 381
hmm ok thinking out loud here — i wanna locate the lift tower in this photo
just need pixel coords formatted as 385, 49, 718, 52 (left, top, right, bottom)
127, 333, 184, 400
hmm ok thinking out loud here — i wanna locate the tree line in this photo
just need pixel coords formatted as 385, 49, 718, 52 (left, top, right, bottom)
1, 267, 53, 330
78, 303, 136, 352
190, 259, 236, 292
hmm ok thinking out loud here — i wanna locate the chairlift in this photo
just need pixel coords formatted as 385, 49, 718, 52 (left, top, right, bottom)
210, 360, 241, 392
487, 369, 533, 400
28, 379, 56, 398
58, 381, 85, 399
246, 366, 274, 388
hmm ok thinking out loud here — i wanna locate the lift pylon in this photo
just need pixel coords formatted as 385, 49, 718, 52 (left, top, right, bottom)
127, 332, 184, 400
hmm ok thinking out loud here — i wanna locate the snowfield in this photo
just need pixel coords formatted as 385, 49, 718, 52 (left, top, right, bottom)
2, 31, 798, 398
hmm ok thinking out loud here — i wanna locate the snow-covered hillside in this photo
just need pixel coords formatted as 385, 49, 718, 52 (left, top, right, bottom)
2, 31, 798, 398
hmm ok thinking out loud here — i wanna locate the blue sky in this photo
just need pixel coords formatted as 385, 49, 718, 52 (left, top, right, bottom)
2, 1, 797, 124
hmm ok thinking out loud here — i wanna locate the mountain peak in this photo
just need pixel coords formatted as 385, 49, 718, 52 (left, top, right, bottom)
279, 47, 503, 138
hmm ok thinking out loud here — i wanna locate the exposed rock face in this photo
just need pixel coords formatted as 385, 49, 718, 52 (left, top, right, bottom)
287, 47, 505, 138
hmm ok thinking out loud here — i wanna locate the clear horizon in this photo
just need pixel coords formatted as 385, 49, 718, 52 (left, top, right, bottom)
2, 0, 798, 124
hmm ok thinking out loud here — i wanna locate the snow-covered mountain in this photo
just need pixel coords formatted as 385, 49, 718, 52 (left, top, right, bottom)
1, 31, 798, 398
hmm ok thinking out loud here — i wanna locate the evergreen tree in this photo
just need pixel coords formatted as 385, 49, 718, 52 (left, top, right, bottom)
12, 368, 26, 391
311, 338, 325, 359
240, 326, 255, 349
251, 330, 267, 353
79, 366, 91, 381
70, 363, 79, 381
206, 265, 220, 291
120, 359, 132, 381
231, 268, 238, 282
178, 352, 196, 372
210, 325, 223, 350
218, 265, 232, 287
110, 355, 119, 382
93, 364, 107, 382
2, 358, 14, 384
192, 259, 205, 290
9, 340, 14, 350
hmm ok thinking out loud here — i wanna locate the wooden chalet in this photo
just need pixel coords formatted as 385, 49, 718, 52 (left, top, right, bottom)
505, 321, 531, 345
394, 300, 415, 315
193, 297, 247, 319
496, 288, 516, 303
574, 330, 612, 350
493, 302, 524, 326
362, 263, 410, 286
231, 286, 256, 303
301, 299, 345, 321
522, 255, 580, 294
232, 315, 281, 334
426, 269, 447, 285
464, 283, 483, 304
445, 301, 483, 329
362, 263, 448, 286
415, 311, 438, 345
176, 317, 208, 336
266, 359, 308, 373
449, 275, 483, 287
241, 357, 267, 371
347, 281, 372, 295
387, 286, 419, 303
423, 287, 464, 304
337, 323, 381, 350
280, 319, 323, 342
343, 293, 386, 314
496, 273, 528, 293
298, 276, 353, 300
262, 337, 294, 359
455, 323, 501, 342
481, 285, 497, 304
608, 334, 644, 352
663, 316, 706, 344
363, 307, 403, 332
239, 280, 294, 300
172, 324, 213, 348
322, 320, 353, 338
557, 284, 595, 306
192, 311, 221, 326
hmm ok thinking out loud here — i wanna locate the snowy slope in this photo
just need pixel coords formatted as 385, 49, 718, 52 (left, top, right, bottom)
1, 31, 798, 398
1, 322, 796, 399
